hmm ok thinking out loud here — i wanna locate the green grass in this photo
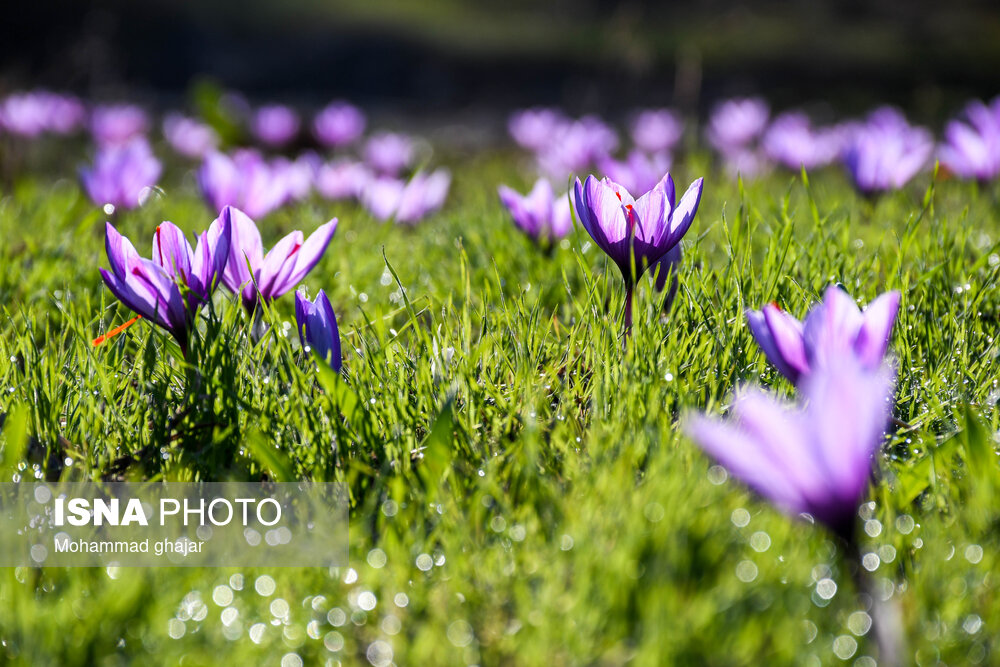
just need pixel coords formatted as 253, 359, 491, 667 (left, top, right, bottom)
1, 140, 999, 665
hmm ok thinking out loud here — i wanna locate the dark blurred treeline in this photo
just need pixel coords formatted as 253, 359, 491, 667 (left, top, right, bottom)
2, 0, 999, 120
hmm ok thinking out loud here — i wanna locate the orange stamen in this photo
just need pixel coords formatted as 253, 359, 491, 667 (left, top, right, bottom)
92, 315, 142, 346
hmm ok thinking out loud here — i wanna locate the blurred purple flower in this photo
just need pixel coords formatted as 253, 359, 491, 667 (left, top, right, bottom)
80, 138, 162, 211
295, 289, 342, 371
706, 97, 769, 155
90, 104, 149, 146
685, 355, 895, 538
252, 104, 300, 147
162, 113, 219, 159
0, 91, 86, 137
197, 150, 288, 220
508, 108, 568, 151
629, 109, 683, 154
207, 206, 337, 313
99, 216, 232, 354
361, 177, 406, 221
497, 179, 573, 245
939, 98, 1000, 183
535, 117, 618, 182
841, 107, 933, 195
362, 170, 450, 223
762, 112, 843, 170
271, 153, 318, 204
599, 150, 671, 195
313, 101, 366, 148
364, 132, 415, 176
746, 286, 901, 386
315, 159, 371, 201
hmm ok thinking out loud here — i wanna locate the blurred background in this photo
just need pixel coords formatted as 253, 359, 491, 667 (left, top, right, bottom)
3, 0, 999, 126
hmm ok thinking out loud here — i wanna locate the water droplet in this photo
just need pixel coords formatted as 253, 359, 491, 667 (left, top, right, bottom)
731, 508, 751, 527
848, 611, 872, 636
815, 578, 837, 600
735, 560, 758, 582
832, 635, 858, 660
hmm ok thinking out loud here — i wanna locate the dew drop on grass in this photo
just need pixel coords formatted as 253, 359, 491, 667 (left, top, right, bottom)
731, 508, 750, 527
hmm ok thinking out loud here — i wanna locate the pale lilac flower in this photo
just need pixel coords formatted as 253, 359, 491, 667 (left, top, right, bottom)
295, 289, 342, 371
685, 355, 895, 538
395, 169, 450, 224
630, 109, 683, 154
361, 177, 406, 221
207, 206, 337, 313
252, 104, 300, 147
939, 98, 1000, 183
312, 101, 366, 148
762, 112, 843, 170
706, 98, 769, 155
162, 113, 219, 159
746, 286, 901, 385
315, 160, 371, 201
272, 154, 318, 204
80, 138, 162, 211
99, 216, 232, 354
197, 150, 288, 220
508, 108, 568, 151
497, 179, 572, 245
364, 132, 415, 175
599, 150, 671, 195
574, 173, 703, 332
841, 107, 933, 195
90, 104, 149, 146
0, 91, 86, 136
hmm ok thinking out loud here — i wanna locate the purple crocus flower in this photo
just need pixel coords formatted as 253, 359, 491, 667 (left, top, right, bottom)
574, 173, 703, 332
197, 150, 288, 220
252, 104, 300, 148
271, 154, 318, 204
840, 107, 933, 196
207, 206, 337, 313
312, 101, 366, 148
497, 179, 572, 246
361, 177, 407, 221
746, 286, 901, 386
0, 91, 86, 137
598, 150, 671, 196
396, 169, 450, 224
706, 97, 769, 155
364, 132, 415, 176
295, 289, 342, 371
163, 113, 219, 159
315, 160, 371, 201
90, 104, 150, 146
762, 112, 843, 170
99, 217, 232, 354
80, 138, 162, 211
685, 355, 894, 538
629, 109, 683, 154
508, 107, 569, 151
939, 98, 1000, 183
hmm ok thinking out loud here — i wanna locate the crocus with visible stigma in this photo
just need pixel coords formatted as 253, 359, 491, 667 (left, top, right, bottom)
207, 206, 337, 313
746, 286, 901, 385
498, 179, 572, 246
295, 290, 342, 371
99, 217, 232, 354
574, 173, 703, 333
80, 138, 162, 211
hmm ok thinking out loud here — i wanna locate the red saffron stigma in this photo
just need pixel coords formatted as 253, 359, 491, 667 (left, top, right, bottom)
92, 315, 142, 346
769, 301, 781, 310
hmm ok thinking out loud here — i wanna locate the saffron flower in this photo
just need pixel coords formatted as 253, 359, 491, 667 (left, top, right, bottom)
361, 170, 450, 223
313, 101, 366, 148
364, 132, 415, 176
252, 104, 300, 147
841, 107, 933, 195
746, 286, 901, 386
90, 104, 149, 146
939, 98, 1000, 183
0, 91, 85, 137
497, 179, 572, 246
598, 150, 672, 195
80, 138, 162, 211
574, 173, 703, 331
684, 355, 895, 539
762, 112, 843, 170
706, 98, 769, 155
163, 113, 219, 159
197, 150, 288, 220
99, 217, 232, 354
295, 290, 342, 371
629, 109, 683, 154
508, 107, 568, 151
315, 160, 371, 201
207, 206, 337, 313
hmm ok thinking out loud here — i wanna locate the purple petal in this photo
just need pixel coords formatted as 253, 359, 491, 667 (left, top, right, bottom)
854, 290, 901, 368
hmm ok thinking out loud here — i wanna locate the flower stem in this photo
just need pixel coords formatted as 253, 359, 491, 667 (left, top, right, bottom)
622, 285, 634, 343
